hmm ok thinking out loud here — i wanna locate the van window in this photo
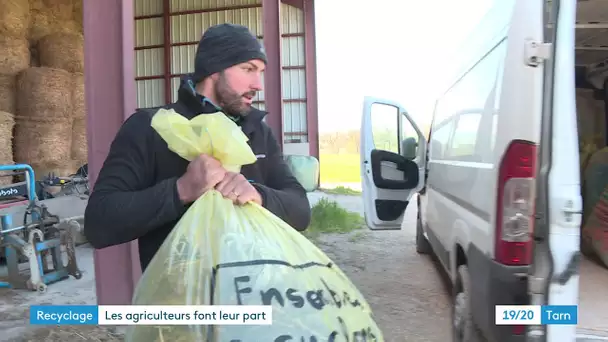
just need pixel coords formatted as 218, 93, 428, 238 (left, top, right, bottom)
370, 103, 400, 154
490, 113, 498, 151
401, 113, 419, 160
448, 113, 482, 157
430, 119, 454, 160
489, 43, 505, 155
431, 38, 508, 161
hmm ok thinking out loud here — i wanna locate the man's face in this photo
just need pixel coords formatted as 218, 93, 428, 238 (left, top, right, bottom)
213, 59, 265, 116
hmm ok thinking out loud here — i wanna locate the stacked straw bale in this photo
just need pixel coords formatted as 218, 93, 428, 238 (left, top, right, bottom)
0, 0, 32, 184
73, 0, 83, 30
0, 111, 15, 185
0, 75, 16, 114
71, 72, 87, 165
28, 0, 81, 44
0, 0, 86, 179
32, 0, 86, 176
0, 37, 31, 75
14, 67, 74, 178
38, 32, 83, 73
0, 0, 30, 39
0, 0, 85, 180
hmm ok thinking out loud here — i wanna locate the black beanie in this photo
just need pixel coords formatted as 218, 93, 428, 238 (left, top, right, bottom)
192, 23, 268, 82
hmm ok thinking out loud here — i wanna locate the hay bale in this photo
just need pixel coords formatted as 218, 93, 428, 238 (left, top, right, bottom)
30, 160, 75, 179
38, 33, 84, 73
43, 0, 74, 20
0, 37, 30, 76
0, 75, 16, 113
0, 169, 14, 186
72, 73, 85, 119
0, 111, 15, 186
73, 0, 83, 30
70, 158, 86, 172
71, 117, 87, 162
30, 43, 41, 67
30, 0, 74, 20
29, 11, 51, 42
29, 0, 44, 12
0, 0, 30, 38
0, 112, 15, 158
14, 116, 72, 165
29, 10, 81, 43
17, 67, 72, 118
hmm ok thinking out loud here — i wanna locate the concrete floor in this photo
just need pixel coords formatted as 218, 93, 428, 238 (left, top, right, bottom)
0, 245, 98, 341
0, 192, 606, 341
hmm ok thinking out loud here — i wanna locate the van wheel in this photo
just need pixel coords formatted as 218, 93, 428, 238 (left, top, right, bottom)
453, 265, 485, 342
416, 199, 431, 254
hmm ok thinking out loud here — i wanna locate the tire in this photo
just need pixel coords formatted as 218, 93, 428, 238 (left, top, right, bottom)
452, 265, 486, 342
416, 197, 431, 254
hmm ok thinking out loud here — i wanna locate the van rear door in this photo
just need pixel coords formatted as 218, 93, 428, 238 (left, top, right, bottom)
360, 96, 427, 230
528, 0, 581, 341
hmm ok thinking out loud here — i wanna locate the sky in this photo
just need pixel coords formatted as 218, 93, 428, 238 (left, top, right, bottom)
313, 0, 496, 133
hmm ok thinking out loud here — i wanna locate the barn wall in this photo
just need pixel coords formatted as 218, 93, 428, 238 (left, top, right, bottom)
132, 0, 310, 153
134, 0, 164, 108
281, 5, 308, 145
168, 0, 265, 107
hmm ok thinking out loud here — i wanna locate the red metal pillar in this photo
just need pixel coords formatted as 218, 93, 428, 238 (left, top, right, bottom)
262, 0, 284, 150
84, 0, 140, 305
303, 0, 319, 159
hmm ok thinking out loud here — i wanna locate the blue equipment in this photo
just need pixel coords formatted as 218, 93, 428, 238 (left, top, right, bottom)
0, 164, 84, 293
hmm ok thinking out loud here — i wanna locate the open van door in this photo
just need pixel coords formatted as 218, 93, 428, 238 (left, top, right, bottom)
360, 96, 427, 230
529, 0, 581, 341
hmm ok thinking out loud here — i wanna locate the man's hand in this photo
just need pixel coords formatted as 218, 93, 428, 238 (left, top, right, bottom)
215, 172, 262, 206
176, 154, 226, 204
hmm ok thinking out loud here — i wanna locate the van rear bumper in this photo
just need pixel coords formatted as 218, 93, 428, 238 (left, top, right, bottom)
468, 244, 529, 342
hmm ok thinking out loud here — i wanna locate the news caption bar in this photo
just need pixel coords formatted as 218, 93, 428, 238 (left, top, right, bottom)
495, 305, 578, 325
30, 305, 272, 325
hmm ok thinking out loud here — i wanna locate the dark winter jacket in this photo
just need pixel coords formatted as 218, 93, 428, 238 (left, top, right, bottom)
83, 76, 311, 270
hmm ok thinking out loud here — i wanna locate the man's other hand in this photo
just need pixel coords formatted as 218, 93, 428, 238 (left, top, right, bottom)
215, 172, 262, 206
176, 154, 226, 204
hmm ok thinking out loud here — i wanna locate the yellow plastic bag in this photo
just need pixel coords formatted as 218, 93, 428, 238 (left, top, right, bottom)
126, 108, 384, 342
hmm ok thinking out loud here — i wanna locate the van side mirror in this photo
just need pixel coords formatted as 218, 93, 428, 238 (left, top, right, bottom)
401, 137, 418, 160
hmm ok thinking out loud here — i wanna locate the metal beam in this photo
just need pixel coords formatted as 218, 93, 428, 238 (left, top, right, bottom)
576, 46, 608, 51
262, 0, 284, 150
575, 22, 608, 29
84, 0, 140, 305
548, 22, 608, 29
304, 0, 319, 159
281, 0, 303, 9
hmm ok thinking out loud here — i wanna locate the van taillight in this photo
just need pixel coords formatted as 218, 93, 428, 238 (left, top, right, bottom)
512, 325, 525, 335
495, 140, 537, 266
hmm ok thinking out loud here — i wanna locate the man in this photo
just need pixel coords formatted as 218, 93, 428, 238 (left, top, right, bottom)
83, 23, 311, 271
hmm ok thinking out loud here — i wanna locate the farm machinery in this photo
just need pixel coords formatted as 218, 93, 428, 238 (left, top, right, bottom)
0, 164, 89, 293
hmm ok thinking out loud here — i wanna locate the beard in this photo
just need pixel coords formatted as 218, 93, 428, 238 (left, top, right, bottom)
214, 74, 256, 117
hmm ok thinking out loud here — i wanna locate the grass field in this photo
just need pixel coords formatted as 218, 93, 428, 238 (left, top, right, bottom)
319, 153, 360, 184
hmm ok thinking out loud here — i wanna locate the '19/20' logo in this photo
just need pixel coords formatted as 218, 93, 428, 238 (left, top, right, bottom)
495, 306, 538, 325
503, 309, 534, 321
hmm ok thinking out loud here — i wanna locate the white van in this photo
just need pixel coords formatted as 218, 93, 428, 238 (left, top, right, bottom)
360, 0, 587, 341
